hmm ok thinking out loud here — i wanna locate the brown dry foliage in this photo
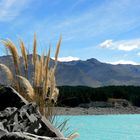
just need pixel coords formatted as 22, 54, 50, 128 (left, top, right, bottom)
1, 34, 62, 119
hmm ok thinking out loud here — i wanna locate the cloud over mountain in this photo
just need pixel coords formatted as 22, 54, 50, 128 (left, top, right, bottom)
1, 55, 140, 87
100, 39, 140, 51
52, 56, 80, 62
107, 60, 139, 65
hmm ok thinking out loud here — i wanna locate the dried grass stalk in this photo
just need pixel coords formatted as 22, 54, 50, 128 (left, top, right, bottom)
16, 75, 35, 100
2, 39, 20, 75
0, 64, 14, 81
43, 47, 51, 94
32, 33, 37, 65
49, 68, 57, 100
51, 88, 59, 103
19, 38, 28, 78
38, 53, 44, 85
67, 132, 80, 140
34, 56, 40, 86
55, 34, 62, 64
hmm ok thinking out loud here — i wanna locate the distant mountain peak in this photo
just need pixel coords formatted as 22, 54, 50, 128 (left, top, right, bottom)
86, 58, 101, 63
1, 55, 140, 87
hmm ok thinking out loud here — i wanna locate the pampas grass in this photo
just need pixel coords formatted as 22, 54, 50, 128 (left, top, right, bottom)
43, 47, 50, 94
0, 64, 13, 81
32, 33, 37, 66
19, 38, 28, 78
0, 34, 80, 139
16, 75, 35, 100
2, 39, 20, 75
1, 34, 61, 119
55, 34, 62, 64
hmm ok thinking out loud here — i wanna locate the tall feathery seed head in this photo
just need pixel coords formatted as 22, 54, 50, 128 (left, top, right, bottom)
55, 34, 62, 64
32, 33, 37, 65
19, 38, 28, 70
16, 75, 35, 100
2, 39, 20, 75
0, 64, 14, 81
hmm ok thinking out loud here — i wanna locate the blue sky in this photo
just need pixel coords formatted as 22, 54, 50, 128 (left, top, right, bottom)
0, 0, 140, 64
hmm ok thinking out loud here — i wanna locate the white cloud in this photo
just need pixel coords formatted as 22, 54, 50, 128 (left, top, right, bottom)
52, 56, 80, 62
99, 39, 140, 51
21, 0, 140, 45
100, 40, 113, 48
0, 0, 31, 21
107, 60, 139, 65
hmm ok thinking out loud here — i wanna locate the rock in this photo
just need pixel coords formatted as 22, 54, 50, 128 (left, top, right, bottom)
78, 101, 113, 108
0, 103, 65, 139
108, 98, 132, 108
0, 107, 17, 120
0, 132, 56, 140
0, 128, 7, 138
0, 87, 65, 140
0, 86, 66, 139
0, 86, 28, 111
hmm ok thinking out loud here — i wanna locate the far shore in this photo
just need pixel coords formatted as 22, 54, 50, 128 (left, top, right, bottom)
54, 106, 140, 115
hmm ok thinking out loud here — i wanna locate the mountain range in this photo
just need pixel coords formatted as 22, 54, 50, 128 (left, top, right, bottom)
0, 55, 140, 87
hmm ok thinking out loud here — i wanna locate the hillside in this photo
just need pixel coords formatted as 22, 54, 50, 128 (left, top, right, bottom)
0, 55, 140, 87
58, 85, 140, 107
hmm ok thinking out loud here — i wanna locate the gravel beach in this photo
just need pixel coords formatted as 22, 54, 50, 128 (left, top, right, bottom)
54, 107, 140, 115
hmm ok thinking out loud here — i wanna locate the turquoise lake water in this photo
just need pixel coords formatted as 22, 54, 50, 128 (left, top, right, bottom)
58, 115, 140, 140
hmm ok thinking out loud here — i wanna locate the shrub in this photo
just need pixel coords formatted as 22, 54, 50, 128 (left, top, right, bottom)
0, 33, 62, 120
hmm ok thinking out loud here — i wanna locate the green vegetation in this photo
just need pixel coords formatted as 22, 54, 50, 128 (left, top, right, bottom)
58, 85, 140, 107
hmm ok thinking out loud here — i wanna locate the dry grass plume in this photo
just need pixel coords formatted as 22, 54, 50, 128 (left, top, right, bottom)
16, 75, 35, 100
19, 38, 28, 78
0, 64, 14, 81
32, 33, 37, 66
1, 34, 62, 119
2, 39, 20, 75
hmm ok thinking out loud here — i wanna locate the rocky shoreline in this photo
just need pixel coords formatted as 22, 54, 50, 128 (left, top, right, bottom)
0, 86, 66, 140
54, 106, 140, 115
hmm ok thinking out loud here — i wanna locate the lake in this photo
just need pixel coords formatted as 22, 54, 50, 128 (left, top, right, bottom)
58, 115, 140, 140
